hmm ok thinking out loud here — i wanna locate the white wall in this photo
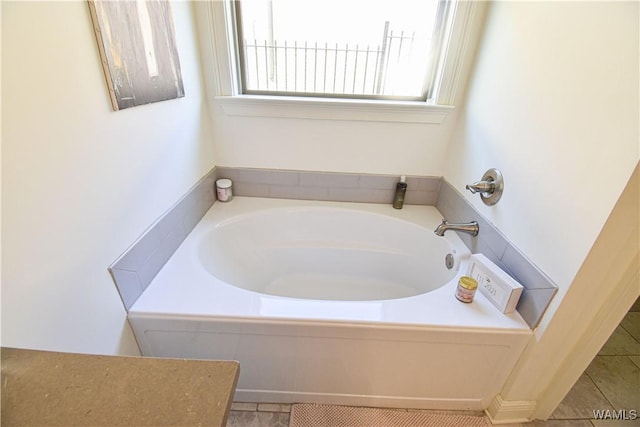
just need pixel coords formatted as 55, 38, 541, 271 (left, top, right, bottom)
211, 111, 456, 176
444, 1, 638, 295
1, 1, 215, 355
504, 165, 638, 420
442, 1, 639, 417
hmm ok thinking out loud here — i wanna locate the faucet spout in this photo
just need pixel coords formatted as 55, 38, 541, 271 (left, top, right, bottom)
434, 219, 479, 237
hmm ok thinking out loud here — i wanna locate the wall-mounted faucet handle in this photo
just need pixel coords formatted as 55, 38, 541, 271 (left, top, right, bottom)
466, 180, 495, 194
466, 168, 504, 206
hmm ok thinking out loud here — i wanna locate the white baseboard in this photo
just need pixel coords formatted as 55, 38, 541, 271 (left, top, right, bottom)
234, 388, 486, 411
485, 394, 536, 424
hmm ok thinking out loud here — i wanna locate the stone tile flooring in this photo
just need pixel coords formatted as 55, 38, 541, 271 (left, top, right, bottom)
226, 298, 640, 426
226, 403, 291, 427
543, 298, 640, 427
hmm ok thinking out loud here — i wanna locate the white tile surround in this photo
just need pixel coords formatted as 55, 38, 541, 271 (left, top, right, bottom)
109, 166, 557, 328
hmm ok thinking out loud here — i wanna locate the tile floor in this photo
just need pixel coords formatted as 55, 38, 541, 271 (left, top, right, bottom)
226, 298, 640, 426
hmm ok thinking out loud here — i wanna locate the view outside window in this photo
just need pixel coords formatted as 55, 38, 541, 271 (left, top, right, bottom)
235, 0, 442, 99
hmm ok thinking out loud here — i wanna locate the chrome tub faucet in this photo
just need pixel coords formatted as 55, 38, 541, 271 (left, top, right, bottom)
466, 168, 504, 206
434, 219, 479, 237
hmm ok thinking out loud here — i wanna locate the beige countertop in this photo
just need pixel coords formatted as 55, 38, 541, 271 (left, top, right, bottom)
1, 347, 239, 426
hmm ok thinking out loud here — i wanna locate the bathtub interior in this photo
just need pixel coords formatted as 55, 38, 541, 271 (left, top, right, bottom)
198, 206, 459, 301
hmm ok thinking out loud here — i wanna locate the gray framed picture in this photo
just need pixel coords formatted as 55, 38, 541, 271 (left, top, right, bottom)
88, 0, 185, 110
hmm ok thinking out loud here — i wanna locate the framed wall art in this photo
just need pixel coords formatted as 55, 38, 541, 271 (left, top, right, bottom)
88, 0, 185, 110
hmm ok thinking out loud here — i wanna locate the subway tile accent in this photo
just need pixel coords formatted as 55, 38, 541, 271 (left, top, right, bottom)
436, 180, 558, 329
109, 168, 218, 310
215, 167, 440, 205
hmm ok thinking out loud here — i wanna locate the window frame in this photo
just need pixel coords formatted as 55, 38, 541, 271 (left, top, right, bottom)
233, 1, 450, 102
194, 0, 487, 124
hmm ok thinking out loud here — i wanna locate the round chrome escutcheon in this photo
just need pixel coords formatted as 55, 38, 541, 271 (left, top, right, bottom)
445, 253, 455, 270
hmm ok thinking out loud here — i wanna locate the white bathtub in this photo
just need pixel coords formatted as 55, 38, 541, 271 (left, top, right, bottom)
129, 197, 532, 410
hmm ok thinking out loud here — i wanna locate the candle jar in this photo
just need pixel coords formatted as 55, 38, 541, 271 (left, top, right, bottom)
455, 276, 478, 303
216, 178, 233, 202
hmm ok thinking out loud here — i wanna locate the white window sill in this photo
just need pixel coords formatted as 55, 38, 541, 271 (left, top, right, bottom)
215, 95, 455, 124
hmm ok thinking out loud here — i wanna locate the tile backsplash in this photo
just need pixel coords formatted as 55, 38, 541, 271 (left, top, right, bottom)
109, 167, 557, 328
109, 168, 218, 310
215, 167, 441, 205
436, 180, 558, 328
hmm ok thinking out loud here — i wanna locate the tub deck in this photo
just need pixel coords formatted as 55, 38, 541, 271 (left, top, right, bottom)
129, 197, 532, 410
130, 197, 529, 331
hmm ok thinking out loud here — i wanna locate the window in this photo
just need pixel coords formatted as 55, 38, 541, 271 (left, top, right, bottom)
234, 0, 450, 101
195, 0, 486, 123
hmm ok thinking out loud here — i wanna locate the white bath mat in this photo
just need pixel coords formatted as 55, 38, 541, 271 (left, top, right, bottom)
289, 404, 490, 427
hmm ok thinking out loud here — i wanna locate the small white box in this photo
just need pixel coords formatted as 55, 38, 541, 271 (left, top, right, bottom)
467, 253, 523, 314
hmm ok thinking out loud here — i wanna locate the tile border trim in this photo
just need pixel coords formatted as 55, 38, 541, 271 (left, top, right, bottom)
436, 179, 558, 329
216, 167, 442, 206
109, 167, 557, 328
109, 168, 218, 310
